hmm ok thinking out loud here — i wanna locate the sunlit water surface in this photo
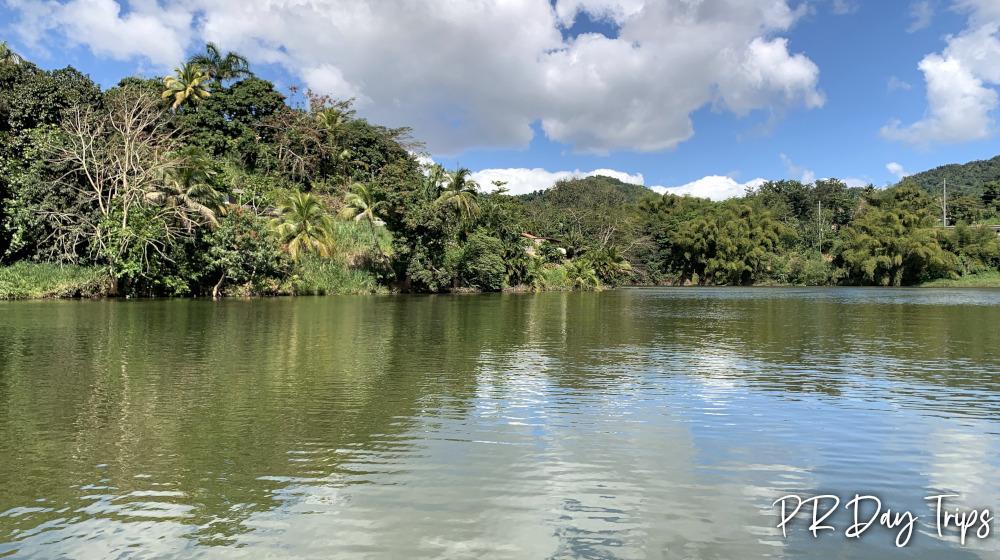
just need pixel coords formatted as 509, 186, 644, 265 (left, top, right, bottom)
2, 288, 1000, 559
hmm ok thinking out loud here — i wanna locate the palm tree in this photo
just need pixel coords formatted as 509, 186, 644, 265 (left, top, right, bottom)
421, 163, 447, 202
587, 246, 632, 286
436, 166, 481, 224
0, 41, 24, 65
189, 42, 252, 85
566, 259, 600, 291
162, 63, 211, 109
340, 181, 389, 264
148, 146, 222, 231
271, 192, 335, 262
316, 107, 349, 136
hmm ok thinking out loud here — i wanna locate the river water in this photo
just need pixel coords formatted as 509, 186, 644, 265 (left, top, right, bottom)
2, 288, 1000, 559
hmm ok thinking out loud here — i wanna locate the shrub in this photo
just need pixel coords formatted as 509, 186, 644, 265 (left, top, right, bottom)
459, 232, 506, 291
0, 262, 108, 299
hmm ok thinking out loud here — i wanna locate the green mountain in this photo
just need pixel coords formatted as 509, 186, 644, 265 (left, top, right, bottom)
901, 155, 1000, 199
517, 175, 657, 206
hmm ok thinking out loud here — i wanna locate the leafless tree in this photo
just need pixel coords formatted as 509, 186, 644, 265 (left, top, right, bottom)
37, 87, 204, 294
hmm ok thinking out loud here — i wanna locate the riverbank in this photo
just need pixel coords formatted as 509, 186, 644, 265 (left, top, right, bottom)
0, 261, 587, 300
7, 261, 1000, 300
0, 262, 109, 299
916, 270, 1000, 287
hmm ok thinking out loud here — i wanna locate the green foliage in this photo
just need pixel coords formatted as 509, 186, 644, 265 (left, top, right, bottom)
537, 241, 563, 263
0, 261, 106, 299
173, 77, 285, 160
565, 259, 600, 291
584, 246, 632, 286
540, 263, 570, 290
206, 208, 286, 296
162, 63, 211, 110
785, 251, 833, 285
339, 180, 393, 278
329, 218, 392, 260
902, 155, 1000, 201
518, 175, 655, 205
671, 202, 791, 285
99, 204, 197, 297
4, 48, 996, 296
188, 43, 252, 85
0, 41, 25, 66
150, 146, 223, 231
949, 196, 986, 225
983, 179, 1000, 214
919, 269, 1000, 287
271, 191, 335, 262
939, 222, 1000, 274
1, 65, 102, 135
292, 255, 386, 295
436, 167, 481, 225
835, 189, 960, 285
459, 232, 506, 291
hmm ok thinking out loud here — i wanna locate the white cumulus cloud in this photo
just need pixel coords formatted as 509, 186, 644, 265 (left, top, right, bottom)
7, 0, 192, 66
887, 162, 910, 179
5, 0, 826, 156
882, 4, 1000, 147
651, 176, 766, 201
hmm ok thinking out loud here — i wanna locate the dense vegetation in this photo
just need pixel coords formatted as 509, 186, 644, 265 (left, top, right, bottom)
2, 43, 999, 298
902, 155, 1000, 203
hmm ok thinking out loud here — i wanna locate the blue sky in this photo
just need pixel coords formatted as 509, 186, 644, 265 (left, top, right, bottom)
2, 0, 998, 198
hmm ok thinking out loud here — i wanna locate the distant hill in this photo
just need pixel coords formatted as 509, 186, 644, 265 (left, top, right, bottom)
517, 175, 657, 206
902, 155, 1000, 199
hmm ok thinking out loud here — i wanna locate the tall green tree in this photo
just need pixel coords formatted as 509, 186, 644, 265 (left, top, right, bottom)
271, 191, 334, 262
437, 167, 481, 224
28, 87, 195, 294
566, 259, 600, 291
835, 188, 959, 285
147, 146, 222, 232
421, 163, 447, 202
188, 42, 252, 85
940, 222, 1000, 274
340, 180, 390, 265
206, 208, 284, 297
162, 63, 211, 110
171, 76, 286, 163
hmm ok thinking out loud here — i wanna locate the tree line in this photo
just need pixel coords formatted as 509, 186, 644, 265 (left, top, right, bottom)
1, 42, 999, 297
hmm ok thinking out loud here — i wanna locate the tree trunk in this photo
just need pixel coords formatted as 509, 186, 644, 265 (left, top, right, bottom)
212, 272, 226, 299
369, 219, 395, 280
108, 267, 119, 297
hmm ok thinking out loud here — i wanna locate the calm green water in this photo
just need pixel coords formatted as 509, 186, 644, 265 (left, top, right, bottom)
2, 288, 1000, 559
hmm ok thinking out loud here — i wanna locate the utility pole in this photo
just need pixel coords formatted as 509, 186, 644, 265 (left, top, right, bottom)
942, 178, 947, 227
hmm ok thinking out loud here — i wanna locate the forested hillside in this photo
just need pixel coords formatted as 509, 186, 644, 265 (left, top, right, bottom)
3, 42, 1000, 298
902, 155, 1000, 199
518, 175, 656, 205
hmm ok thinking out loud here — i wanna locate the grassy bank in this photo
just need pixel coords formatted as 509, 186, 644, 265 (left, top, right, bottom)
289, 220, 392, 295
292, 256, 388, 295
0, 262, 108, 300
918, 270, 1000, 287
